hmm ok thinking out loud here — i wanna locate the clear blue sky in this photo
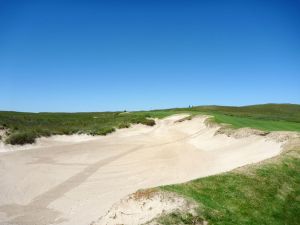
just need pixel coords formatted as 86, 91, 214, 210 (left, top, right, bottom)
1, 0, 299, 112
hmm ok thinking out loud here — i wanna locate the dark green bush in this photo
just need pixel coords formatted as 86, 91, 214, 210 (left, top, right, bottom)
118, 122, 131, 129
142, 119, 156, 126
6, 131, 37, 145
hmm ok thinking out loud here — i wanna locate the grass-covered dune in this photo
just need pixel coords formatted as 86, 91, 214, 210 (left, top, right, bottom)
0, 111, 157, 145
0, 103, 300, 145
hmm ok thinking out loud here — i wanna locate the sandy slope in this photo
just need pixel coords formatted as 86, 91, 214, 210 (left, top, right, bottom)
0, 115, 283, 225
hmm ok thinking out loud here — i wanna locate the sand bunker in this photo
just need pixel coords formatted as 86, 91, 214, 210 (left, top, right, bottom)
0, 115, 287, 225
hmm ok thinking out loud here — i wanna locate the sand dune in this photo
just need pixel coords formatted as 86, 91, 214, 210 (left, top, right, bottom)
0, 115, 283, 225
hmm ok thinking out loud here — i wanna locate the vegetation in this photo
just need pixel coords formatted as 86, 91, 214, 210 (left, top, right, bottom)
160, 144, 300, 225
5, 131, 37, 145
156, 211, 204, 225
166, 103, 300, 131
0, 103, 300, 145
186, 103, 300, 123
0, 111, 158, 145
211, 114, 300, 131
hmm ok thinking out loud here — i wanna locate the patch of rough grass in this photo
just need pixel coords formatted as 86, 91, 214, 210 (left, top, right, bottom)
175, 115, 193, 123
0, 111, 162, 145
89, 127, 116, 136
132, 188, 158, 200
155, 211, 205, 225
118, 122, 131, 129
160, 144, 300, 225
5, 131, 37, 145
140, 118, 156, 126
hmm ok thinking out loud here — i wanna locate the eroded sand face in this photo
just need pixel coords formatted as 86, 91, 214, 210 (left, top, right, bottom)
0, 115, 283, 225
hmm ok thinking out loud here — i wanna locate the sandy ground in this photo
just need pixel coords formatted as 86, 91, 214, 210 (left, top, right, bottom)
0, 115, 283, 225
0, 134, 100, 152
95, 190, 200, 225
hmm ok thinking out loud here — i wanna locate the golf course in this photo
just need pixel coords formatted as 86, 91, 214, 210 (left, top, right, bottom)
0, 104, 299, 225
2, 1, 299, 224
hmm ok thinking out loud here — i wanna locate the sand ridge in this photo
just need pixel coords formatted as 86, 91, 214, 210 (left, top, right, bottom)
0, 114, 285, 225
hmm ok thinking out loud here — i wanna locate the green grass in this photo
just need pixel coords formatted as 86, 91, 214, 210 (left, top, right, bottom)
190, 103, 300, 123
160, 146, 300, 225
162, 103, 300, 132
156, 211, 204, 225
211, 114, 300, 132
5, 131, 38, 145
0, 103, 300, 145
0, 111, 162, 145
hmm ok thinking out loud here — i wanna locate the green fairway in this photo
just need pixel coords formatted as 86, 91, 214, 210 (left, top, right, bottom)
0, 104, 300, 145
212, 113, 300, 131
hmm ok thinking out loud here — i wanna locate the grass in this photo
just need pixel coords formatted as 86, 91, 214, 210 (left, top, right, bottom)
160, 144, 300, 225
189, 103, 300, 123
0, 111, 161, 145
156, 211, 204, 225
5, 131, 37, 145
0, 103, 300, 145
211, 114, 300, 132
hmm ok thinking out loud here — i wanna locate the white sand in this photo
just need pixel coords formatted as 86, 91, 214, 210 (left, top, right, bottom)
0, 134, 100, 152
94, 190, 199, 225
0, 115, 284, 225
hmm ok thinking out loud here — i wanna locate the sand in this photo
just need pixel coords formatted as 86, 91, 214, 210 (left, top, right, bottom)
94, 190, 200, 225
0, 115, 284, 225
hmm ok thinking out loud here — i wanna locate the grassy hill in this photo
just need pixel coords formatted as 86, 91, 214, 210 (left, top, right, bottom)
0, 103, 300, 145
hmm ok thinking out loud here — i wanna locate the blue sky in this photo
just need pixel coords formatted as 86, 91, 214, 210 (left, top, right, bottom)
1, 0, 299, 112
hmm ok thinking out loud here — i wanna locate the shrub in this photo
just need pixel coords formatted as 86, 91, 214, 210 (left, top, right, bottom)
6, 131, 37, 145
142, 119, 155, 126
34, 128, 51, 137
56, 128, 79, 135
118, 122, 131, 129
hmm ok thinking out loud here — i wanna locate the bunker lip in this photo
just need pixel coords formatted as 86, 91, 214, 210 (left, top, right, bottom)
0, 114, 290, 225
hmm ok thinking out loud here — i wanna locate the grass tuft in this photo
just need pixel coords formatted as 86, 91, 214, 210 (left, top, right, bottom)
89, 127, 116, 136
157, 211, 204, 225
5, 131, 37, 145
